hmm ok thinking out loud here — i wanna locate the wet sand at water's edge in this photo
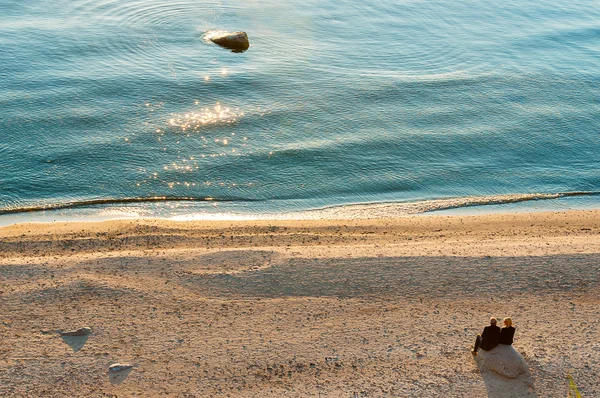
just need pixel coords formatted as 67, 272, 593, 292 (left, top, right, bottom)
1, 210, 599, 397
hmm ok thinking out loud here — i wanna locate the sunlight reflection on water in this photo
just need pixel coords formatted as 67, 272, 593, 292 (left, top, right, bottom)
168, 103, 242, 132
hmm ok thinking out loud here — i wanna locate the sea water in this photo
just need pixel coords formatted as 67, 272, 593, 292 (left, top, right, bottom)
1, 0, 599, 223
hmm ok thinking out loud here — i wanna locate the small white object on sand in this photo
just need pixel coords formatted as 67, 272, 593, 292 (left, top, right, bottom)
109, 363, 134, 373
108, 363, 134, 385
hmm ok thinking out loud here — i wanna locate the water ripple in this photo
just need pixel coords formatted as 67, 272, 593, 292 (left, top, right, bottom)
61, 0, 225, 73
70, 0, 224, 29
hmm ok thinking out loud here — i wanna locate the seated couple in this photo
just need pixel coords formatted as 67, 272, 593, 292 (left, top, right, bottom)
472, 317, 515, 356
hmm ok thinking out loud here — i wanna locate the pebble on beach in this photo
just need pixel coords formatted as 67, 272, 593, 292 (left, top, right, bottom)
59, 327, 92, 337
109, 363, 134, 373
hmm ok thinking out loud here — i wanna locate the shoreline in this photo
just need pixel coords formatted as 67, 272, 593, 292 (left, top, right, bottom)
2, 190, 600, 228
1, 210, 599, 396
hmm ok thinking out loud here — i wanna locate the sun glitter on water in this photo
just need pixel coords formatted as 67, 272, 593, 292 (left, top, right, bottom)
167, 102, 243, 132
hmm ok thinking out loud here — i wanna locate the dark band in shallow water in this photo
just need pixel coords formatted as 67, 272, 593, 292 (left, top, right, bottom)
1, 191, 598, 217
0, 196, 262, 216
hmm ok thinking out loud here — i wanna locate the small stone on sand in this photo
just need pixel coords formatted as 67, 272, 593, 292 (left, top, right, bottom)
109, 363, 134, 373
59, 327, 92, 337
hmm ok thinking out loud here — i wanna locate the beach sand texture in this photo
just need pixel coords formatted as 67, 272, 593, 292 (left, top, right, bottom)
1, 210, 599, 397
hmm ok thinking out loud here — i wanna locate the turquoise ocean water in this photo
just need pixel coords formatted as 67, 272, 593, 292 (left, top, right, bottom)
1, 0, 600, 224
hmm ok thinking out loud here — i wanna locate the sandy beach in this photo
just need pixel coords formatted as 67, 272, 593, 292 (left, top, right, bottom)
1, 210, 599, 397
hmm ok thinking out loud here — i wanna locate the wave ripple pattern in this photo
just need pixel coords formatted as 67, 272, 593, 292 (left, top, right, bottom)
1, 0, 599, 218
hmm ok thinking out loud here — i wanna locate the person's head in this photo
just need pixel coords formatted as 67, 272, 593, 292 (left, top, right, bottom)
503, 317, 512, 327
490, 317, 497, 326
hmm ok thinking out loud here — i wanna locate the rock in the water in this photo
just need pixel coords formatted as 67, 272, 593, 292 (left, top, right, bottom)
59, 327, 92, 337
210, 31, 249, 53
109, 363, 134, 373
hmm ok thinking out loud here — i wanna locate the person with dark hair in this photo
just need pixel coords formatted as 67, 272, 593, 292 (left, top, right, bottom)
499, 317, 516, 345
472, 317, 501, 356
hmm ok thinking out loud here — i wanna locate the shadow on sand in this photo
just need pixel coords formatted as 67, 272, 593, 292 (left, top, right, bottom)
59, 334, 90, 352
474, 345, 537, 398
